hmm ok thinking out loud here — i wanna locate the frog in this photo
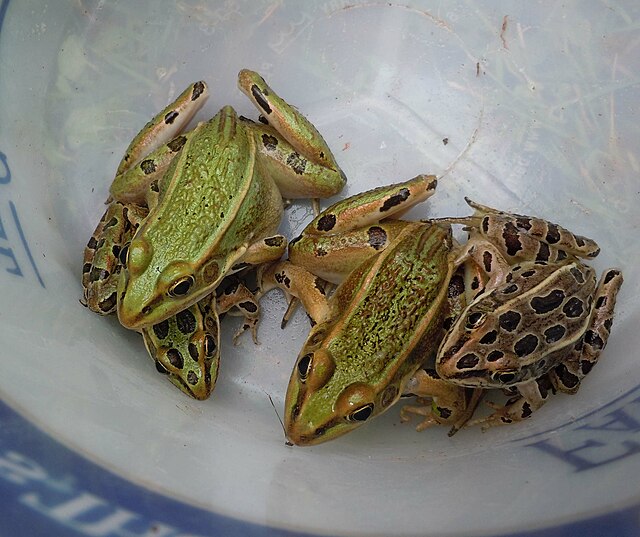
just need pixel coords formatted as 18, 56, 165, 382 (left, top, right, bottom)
429, 198, 624, 428
112, 69, 346, 330
82, 70, 346, 398
258, 175, 482, 445
141, 274, 263, 399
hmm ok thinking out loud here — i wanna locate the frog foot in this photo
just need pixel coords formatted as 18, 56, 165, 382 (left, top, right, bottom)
468, 396, 535, 431
232, 318, 260, 346
400, 399, 443, 432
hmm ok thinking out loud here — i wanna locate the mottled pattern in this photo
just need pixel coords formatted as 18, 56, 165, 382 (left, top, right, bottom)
438, 261, 598, 388
142, 297, 220, 400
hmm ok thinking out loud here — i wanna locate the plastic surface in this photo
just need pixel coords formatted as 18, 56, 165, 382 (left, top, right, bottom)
1, 1, 639, 536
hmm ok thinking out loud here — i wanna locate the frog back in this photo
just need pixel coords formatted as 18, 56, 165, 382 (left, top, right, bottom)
285, 222, 454, 445
437, 261, 597, 387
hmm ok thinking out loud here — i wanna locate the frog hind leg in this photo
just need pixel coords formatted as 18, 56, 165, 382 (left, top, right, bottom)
304, 175, 438, 237
216, 278, 263, 345
110, 81, 209, 205
116, 81, 209, 176
83, 202, 147, 314
468, 376, 556, 430
551, 268, 624, 394
238, 69, 346, 200
463, 198, 602, 260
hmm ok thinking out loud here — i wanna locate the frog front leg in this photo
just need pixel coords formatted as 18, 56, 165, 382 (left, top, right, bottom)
401, 369, 484, 435
238, 69, 346, 200
216, 277, 263, 345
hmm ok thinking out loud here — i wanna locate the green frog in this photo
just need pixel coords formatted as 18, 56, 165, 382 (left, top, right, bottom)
83, 70, 346, 398
259, 176, 481, 444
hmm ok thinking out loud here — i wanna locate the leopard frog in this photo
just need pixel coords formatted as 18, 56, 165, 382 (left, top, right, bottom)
83, 70, 346, 398
141, 274, 263, 399
259, 175, 478, 445
432, 199, 623, 428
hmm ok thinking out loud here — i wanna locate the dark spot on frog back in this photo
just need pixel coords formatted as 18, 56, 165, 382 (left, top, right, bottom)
545, 223, 560, 244
514, 334, 539, 357
167, 135, 187, 153
187, 371, 198, 385
262, 133, 278, 151
188, 342, 200, 361
166, 348, 184, 369
479, 330, 498, 344
456, 353, 480, 369
286, 152, 307, 175
153, 320, 170, 340
570, 266, 585, 283
562, 297, 584, 318
543, 324, 566, 343
140, 159, 157, 175
499, 310, 521, 332
367, 226, 387, 250
515, 217, 532, 231
536, 242, 550, 262
530, 289, 565, 314
176, 309, 197, 334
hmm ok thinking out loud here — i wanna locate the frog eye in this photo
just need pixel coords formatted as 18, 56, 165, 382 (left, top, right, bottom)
492, 370, 518, 384
168, 275, 195, 297
296, 353, 313, 382
465, 311, 487, 330
346, 403, 374, 423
